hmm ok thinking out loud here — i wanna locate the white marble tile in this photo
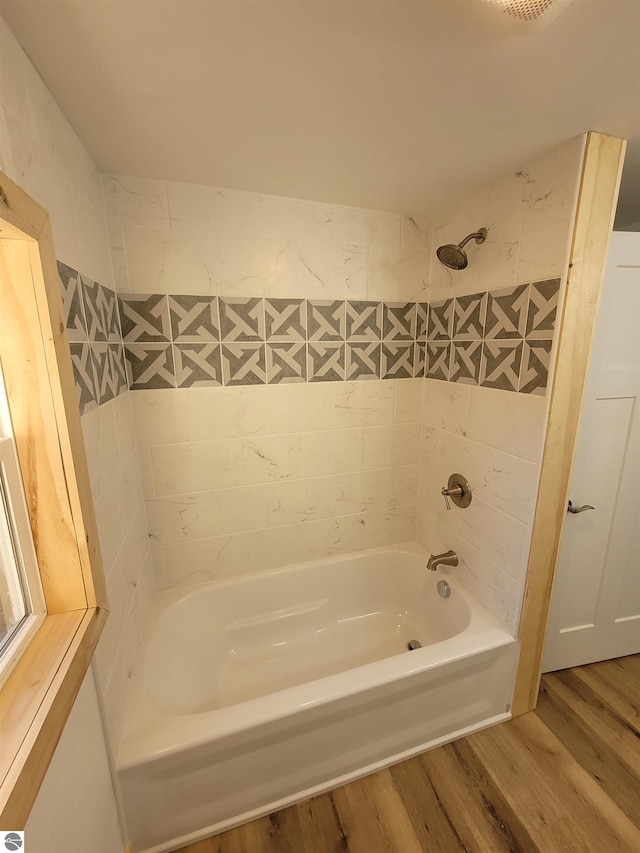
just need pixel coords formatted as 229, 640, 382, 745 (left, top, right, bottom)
365, 505, 416, 548
74, 191, 114, 289
112, 392, 137, 461
517, 195, 574, 283
333, 206, 401, 247
218, 236, 298, 296
400, 215, 432, 251
453, 537, 521, 634
298, 241, 368, 299
198, 484, 271, 537
450, 213, 522, 297
364, 423, 420, 470
394, 378, 423, 424
81, 402, 121, 499
368, 246, 429, 301
466, 384, 547, 462
457, 495, 529, 580
421, 378, 472, 436
303, 513, 369, 561
145, 494, 201, 546
93, 476, 126, 572
132, 389, 194, 447
149, 434, 303, 495
123, 225, 219, 294
188, 385, 267, 440
0, 20, 32, 132
102, 173, 169, 229
302, 428, 365, 477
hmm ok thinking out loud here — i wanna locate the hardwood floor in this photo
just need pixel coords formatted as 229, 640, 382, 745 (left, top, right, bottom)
176, 655, 640, 853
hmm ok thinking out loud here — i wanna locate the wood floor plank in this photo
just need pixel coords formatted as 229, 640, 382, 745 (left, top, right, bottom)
387, 754, 466, 852
568, 657, 640, 729
330, 768, 424, 853
467, 713, 640, 851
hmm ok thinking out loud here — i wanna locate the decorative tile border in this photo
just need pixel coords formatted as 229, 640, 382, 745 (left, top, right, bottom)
60, 268, 560, 400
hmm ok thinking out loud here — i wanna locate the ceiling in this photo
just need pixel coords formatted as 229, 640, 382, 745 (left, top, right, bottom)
1, 0, 639, 224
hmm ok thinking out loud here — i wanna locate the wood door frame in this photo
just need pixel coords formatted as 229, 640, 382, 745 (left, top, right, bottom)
512, 132, 627, 716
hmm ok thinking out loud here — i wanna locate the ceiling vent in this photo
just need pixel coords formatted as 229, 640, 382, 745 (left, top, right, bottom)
471, 0, 577, 33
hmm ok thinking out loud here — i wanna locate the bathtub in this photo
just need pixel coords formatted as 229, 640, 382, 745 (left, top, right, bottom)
118, 542, 518, 852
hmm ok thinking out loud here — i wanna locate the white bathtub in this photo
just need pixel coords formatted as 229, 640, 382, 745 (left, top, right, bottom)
118, 542, 518, 852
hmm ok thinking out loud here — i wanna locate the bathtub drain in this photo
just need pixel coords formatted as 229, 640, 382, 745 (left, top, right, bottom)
407, 640, 422, 650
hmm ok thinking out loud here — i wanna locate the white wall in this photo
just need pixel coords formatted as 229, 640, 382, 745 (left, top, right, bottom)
417, 136, 585, 632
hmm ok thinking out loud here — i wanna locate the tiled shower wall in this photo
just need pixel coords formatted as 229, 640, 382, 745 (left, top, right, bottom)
103, 173, 431, 589
417, 136, 586, 632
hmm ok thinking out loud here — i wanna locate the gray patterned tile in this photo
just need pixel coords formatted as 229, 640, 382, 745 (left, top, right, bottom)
381, 342, 414, 379
125, 344, 176, 389
69, 342, 97, 415
58, 261, 87, 341
383, 302, 416, 341
220, 298, 265, 342
119, 294, 171, 342
265, 299, 306, 341
346, 301, 382, 341
90, 343, 116, 405
109, 343, 128, 396
307, 300, 345, 341
308, 342, 345, 381
81, 277, 107, 341
519, 340, 552, 395
346, 343, 381, 380
427, 299, 453, 341
452, 292, 487, 340
485, 284, 528, 340
450, 341, 482, 385
414, 342, 426, 378
426, 342, 451, 381
169, 295, 220, 342
480, 340, 523, 392
266, 343, 307, 384
221, 343, 266, 385
416, 303, 429, 342
174, 343, 222, 387
99, 286, 121, 341
526, 279, 561, 339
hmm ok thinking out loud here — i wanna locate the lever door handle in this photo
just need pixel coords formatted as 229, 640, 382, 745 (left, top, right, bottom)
567, 500, 595, 514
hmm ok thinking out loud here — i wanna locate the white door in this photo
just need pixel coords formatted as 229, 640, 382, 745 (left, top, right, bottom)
542, 231, 640, 672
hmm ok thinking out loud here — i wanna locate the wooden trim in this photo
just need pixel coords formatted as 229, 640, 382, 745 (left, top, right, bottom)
512, 132, 626, 716
0, 171, 109, 823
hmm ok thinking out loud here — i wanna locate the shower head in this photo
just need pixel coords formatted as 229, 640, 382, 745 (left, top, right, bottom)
436, 228, 487, 270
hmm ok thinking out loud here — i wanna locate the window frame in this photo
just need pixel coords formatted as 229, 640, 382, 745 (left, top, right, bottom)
0, 172, 108, 825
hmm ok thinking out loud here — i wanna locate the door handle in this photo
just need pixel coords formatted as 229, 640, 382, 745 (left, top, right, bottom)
567, 500, 595, 514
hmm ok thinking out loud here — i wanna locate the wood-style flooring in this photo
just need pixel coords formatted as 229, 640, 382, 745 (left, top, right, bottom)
176, 654, 640, 852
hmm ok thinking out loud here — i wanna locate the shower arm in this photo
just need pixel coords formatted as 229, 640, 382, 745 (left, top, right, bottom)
457, 230, 486, 249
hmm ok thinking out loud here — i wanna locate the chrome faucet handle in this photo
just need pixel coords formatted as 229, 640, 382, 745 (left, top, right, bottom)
441, 474, 471, 510
567, 500, 595, 514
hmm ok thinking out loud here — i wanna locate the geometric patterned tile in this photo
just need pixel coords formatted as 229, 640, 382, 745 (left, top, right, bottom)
81, 277, 107, 341
169, 295, 220, 342
219, 298, 265, 342
480, 340, 523, 392
308, 342, 345, 381
381, 342, 414, 379
99, 285, 121, 341
426, 342, 451, 381
526, 279, 561, 340
345, 342, 381, 380
266, 342, 307, 383
221, 343, 266, 385
109, 343, 128, 396
519, 340, 552, 395
69, 342, 97, 415
57, 261, 87, 341
484, 284, 528, 340
416, 303, 429, 342
427, 299, 453, 341
414, 342, 426, 378
119, 294, 171, 342
307, 300, 345, 341
346, 301, 382, 341
90, 342, 116, 405
265, 299, 306, 341
174, 343, 223, 387
383, 302, 416, 341
124, 343, 176, 390
452, 292, 487, 340
450, 341, 482, 385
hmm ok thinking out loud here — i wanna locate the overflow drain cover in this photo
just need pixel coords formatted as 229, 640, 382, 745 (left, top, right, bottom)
407, 640, 422, 650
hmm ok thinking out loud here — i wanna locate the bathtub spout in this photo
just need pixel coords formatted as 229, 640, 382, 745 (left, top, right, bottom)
426, 550, 458, 572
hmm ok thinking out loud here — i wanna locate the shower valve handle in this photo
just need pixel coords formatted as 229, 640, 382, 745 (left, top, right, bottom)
441, 484, 463, 511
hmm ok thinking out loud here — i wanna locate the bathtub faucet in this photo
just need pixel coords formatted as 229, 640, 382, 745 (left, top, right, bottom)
426, 550, 458, 572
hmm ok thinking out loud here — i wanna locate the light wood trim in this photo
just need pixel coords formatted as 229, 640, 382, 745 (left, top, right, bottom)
512, 132, 626, 716
0, 171, 109, 823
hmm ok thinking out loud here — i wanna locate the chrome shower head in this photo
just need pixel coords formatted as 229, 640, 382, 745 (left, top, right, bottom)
436, 228, 487, 270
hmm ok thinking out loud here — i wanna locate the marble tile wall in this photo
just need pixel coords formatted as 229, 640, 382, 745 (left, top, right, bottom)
416, 135, 587, 633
